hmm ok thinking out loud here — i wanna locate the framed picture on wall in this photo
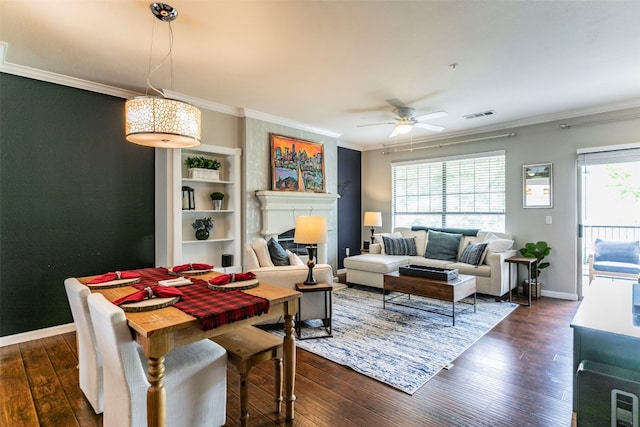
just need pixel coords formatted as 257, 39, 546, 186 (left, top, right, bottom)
523, 163, 553, 208
270, 133, 325, 192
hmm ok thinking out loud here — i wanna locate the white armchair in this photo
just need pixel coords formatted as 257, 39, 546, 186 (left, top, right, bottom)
245, 238, 333, 322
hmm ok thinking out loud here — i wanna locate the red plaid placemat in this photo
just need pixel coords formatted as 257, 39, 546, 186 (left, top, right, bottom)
88, 267, 270, 331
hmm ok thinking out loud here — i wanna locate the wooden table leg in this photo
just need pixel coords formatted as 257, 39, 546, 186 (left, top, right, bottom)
147, 356, 166, 427
283, 311, 297, 420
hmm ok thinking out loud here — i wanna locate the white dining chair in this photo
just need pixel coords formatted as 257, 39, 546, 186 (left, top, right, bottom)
87, 292, 228, 427
64, 278, 103, 414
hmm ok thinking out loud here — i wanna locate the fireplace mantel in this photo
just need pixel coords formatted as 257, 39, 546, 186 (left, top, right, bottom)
255, 190, 339, 237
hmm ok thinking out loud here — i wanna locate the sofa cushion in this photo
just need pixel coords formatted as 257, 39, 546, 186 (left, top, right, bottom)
482, 232, 514, 264
251, 238, 274, 267
459, 242, 488, 266
382, 235, 417, 256
447, 262, 492, 278
408, 256, 450, 269
267, 238, 289, 266
344, 254, 409, 274
373, 232, 403, 254
395, 227, 428, 255
286, 250, 305, 266
424, 231, 463, 262
594, 239, 640, 264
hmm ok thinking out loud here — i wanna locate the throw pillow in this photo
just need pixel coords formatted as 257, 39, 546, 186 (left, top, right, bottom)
373, 232, 403, 254
286, 249, 305, 266
251, 238, 274, 267
382, 235, 417, 256
267, 238, 290, 266
424, 231, 463, 262
594, 239, 640, 264
483, 232, 515, 253
459, 242, 488, 266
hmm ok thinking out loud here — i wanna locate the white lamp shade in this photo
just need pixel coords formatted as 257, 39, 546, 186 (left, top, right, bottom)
294, 216, 327, 244
125, 96, 201, 148
363, 211, 382, 227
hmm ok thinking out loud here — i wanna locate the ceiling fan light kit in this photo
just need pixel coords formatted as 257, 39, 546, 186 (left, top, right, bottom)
124, 3, 202, 148
358, 104, 448, 138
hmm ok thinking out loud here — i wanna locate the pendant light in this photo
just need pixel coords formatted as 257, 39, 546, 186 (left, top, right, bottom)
125, 3, 201, 148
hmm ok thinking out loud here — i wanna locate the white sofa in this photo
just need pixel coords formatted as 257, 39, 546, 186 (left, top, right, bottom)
344, 227, 517, 297
245, 238, 333, 322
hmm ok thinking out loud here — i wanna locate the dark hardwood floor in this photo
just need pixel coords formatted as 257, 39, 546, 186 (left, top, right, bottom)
1, 295, 580, 426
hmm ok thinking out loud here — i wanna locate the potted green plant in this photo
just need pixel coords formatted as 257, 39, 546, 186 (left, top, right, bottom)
185, 156, 221, 181
192, 217, 214, 240
518, 241, 552, 299
210, 192, 224, 210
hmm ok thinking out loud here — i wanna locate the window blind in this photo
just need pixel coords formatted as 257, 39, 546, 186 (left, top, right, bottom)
577, 147, 640, 166
392, 151, 506, 231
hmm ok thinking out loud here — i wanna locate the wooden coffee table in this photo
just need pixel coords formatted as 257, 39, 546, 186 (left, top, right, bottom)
383, 271, 476, 326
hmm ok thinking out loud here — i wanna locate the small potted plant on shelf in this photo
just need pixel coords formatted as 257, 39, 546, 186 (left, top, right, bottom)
192, 217, 214, 240
518, 241, 552, 299
185, 156, 221, 181
210, 192, 225, 210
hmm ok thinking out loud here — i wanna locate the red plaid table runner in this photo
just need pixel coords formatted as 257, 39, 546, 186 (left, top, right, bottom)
97, 267, 270, 331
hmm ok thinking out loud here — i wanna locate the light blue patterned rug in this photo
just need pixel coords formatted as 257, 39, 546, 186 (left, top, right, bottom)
271, 285, 517, 395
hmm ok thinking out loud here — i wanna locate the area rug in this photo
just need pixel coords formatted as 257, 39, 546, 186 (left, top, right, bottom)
270, 285, 517, 395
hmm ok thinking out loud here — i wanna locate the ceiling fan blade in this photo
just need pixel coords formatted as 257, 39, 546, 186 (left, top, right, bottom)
357, 121, 395, 128
414, 123, 445, 132
385, 98, 407, 109
413, 110, 448, 122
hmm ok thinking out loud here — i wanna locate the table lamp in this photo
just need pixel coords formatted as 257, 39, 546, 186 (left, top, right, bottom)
294, 216, 327, 285
363, 211, 382, 244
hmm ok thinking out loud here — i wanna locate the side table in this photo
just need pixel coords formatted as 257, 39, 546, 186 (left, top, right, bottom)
294, 282, 333, 339
505, 256, 537, 307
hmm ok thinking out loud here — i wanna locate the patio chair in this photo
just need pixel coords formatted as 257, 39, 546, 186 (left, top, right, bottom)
588, 238, 640, 283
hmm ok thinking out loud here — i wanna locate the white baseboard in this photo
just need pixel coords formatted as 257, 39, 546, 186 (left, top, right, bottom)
541, 289, 578, 301
0, 323, 76, 347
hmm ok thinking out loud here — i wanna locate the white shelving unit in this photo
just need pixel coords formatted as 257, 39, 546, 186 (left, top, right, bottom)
155, 144, 242, 272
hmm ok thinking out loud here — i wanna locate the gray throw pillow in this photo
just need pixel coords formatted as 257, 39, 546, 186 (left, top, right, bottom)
267, 238, 290, 266
382, 235, 417, 256
459, 242, 488, 266
424, 231, 463, 262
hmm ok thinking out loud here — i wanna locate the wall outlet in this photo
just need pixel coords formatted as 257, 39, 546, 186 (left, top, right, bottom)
545, 216, 552, 225
345, 247, 350, 257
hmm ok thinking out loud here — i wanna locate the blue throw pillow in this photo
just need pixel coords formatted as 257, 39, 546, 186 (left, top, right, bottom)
382, 236, 417, 256
267, 238, 290, 266
594, 239, 640, 264
424, 231, 463, 262
459, 242, 488, 266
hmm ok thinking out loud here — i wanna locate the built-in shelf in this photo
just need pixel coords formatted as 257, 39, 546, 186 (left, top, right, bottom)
156, 144, 242, 270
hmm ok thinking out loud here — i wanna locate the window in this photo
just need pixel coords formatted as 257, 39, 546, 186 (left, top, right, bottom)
392, 151, 506, 231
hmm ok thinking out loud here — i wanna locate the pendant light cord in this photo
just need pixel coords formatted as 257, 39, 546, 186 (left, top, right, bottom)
145, 20, 174, 98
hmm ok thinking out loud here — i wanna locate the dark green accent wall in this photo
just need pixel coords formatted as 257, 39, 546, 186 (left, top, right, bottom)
337, 147, 361, 269
0, 73, 155, 336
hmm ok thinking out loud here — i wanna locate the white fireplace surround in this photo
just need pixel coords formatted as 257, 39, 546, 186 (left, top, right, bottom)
255, 190, 339, 264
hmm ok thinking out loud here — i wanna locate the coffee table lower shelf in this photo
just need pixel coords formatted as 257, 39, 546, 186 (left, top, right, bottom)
383, 271, 477, 326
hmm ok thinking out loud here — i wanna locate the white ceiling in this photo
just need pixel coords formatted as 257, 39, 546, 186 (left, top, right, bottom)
2, 1, 639, 150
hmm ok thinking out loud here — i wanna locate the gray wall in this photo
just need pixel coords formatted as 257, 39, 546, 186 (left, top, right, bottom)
361, 107, 640, 300
242, 117, 339, 270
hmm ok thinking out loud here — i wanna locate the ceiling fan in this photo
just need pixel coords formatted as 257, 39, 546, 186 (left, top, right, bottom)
358, 107, 448, 137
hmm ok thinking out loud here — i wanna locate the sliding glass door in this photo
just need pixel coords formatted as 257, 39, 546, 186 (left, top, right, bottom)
577, 147, 640, 297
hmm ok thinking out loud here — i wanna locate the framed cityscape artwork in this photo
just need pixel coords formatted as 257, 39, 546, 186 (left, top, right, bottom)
270, 133, 325, 192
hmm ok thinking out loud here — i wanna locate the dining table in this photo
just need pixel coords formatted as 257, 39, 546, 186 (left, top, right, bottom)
78, 269, 301, 427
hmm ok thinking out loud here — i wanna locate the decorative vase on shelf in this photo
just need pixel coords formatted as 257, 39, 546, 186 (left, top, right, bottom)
192, 217, 214, 241
212, 200, 222, 210
195, 229, 210, 240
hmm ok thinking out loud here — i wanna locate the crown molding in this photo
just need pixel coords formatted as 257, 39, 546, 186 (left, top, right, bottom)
162, 90, 243, 117
242, 108, 341, 139
0, 42, 137, 99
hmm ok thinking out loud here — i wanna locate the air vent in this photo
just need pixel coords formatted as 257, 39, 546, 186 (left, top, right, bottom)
463, 110, 496, 119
